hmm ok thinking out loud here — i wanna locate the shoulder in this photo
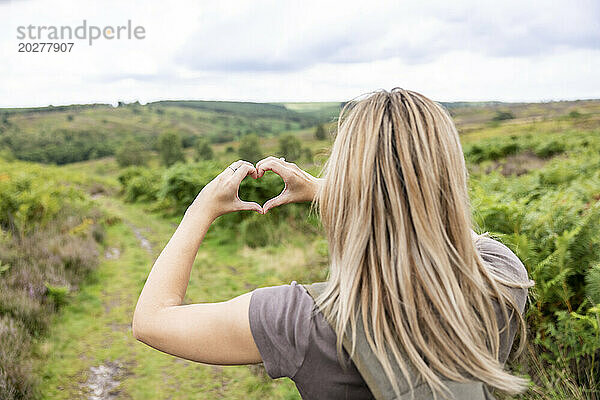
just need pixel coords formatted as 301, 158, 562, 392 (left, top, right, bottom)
249, 282, 315, 379
250, 281, 314, 320
474, 234, 529, 284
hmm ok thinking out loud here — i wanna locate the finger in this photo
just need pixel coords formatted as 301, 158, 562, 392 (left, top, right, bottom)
228, 160, 243, 169
237, 200, 263, 214
225, 162, 239, 176
238, 160, 258, 179
228, 161, 257, 179
228, 160, 255, 175
263, 192, 289, 213
256, 156, 284, 178
232, 163, 258, 185
256, 158, 289, 180
228, 160, 253, 169
237, 160, 255, 169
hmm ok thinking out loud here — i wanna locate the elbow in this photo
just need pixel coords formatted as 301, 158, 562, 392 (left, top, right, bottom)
132, 305, 165, 344
132, 298, 155, 342
132, 301, 174, 343
131, 319, 141, 341
132, 309, 148, 342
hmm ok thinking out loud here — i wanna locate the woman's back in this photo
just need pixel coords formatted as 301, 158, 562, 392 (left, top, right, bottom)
133, 88, 533, 400
249, 236, 530, 400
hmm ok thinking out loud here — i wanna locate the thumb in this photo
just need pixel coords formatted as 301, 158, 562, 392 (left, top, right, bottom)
237, 200, 263, 214
263, 192, 288, 213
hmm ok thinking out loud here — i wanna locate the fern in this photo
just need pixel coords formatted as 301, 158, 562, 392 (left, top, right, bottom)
586, 264, 600, 305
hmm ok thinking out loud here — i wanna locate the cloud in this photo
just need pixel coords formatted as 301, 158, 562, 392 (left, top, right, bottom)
176, 0, 600, 72
1, 0, 598, 107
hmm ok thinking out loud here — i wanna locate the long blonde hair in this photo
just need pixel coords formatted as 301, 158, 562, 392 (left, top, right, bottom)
316, 88, 531, 398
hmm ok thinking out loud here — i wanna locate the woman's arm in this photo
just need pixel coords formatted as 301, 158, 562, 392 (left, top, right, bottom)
131, 158, 321, 365
132, 161, 263, 365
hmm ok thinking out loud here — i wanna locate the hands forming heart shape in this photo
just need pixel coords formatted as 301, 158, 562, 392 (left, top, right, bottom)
189, 156, 322, 220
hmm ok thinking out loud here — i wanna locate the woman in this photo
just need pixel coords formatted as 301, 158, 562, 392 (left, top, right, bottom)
132, 88, 533, 399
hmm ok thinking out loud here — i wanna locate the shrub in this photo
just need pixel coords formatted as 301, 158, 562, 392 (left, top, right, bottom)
0, 170, 88, 234
210, 131, 235, 144
195, 137, 214, 161
45, 284, 70, 310
500, 142, 520, 156
240, 215, 278, 248
465, 140, 521, 163
238, 134, 263, 164
0, 128, 114, 164
0, 289, 48, 335
0, 316, 36, 400
534, 140, 565, 158
157, 162, 219, 214
0, 160, 102, 399
115, 139, 148, 167
492, 110, 516, 121
303, 147, 314, 163
279, 134, 303, 162
537, 307, 600, 387
315, 124, 326, 140
466, 144, 485, 163
585, 263, 600, 304
471, 152, 600, 391
157, 131, 185, 167
539, 164, 578, 186
118, 167, 161, 203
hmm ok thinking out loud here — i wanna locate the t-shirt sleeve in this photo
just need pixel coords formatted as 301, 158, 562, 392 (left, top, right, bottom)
475, 235, 530, 312
248, 281, 314, 379
475, 235, 531, 363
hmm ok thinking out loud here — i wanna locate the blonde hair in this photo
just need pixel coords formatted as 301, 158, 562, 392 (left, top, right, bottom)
316, 88, 532, 398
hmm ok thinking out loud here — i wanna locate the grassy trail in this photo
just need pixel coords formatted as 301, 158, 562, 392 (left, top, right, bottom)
35, 195, 305, 399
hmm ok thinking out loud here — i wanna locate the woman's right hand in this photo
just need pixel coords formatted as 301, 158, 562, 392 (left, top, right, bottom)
255, 156, 322, 213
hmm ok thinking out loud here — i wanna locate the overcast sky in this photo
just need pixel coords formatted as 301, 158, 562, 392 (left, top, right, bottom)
1, 0, 599, 107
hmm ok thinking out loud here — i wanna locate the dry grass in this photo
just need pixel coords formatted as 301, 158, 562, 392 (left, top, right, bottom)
493, 341, 600, 400
485, 151, 550, 177
0, 316, 36, 400
0, 211, 103, 399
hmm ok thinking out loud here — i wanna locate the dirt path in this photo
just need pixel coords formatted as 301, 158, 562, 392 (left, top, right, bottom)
84, 361, 125, 400
36, 197, 300, 399
127, 223, 153, 254
81, 219, 152, 400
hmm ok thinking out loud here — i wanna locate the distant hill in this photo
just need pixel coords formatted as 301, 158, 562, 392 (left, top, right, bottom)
1, 103, 112, 115
280, 102, 344, 122
0, 98, 598, 165
153, 100, 310, 121
0, 101, 326, 165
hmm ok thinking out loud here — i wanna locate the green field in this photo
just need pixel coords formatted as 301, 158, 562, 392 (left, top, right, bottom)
1, 99, 600, 399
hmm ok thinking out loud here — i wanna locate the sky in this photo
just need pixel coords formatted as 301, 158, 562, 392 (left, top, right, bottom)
1, 0, 599, 107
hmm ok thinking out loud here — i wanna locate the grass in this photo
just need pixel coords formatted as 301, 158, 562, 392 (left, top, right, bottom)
0, 159, 106, 399
1, 98, 599, 398
35, 196, 327, 399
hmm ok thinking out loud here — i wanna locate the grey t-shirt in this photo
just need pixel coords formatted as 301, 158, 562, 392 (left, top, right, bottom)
249, 236, 530, 400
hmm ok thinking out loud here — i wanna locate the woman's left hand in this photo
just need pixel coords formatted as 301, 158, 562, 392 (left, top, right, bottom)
187, 160, 263, 220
